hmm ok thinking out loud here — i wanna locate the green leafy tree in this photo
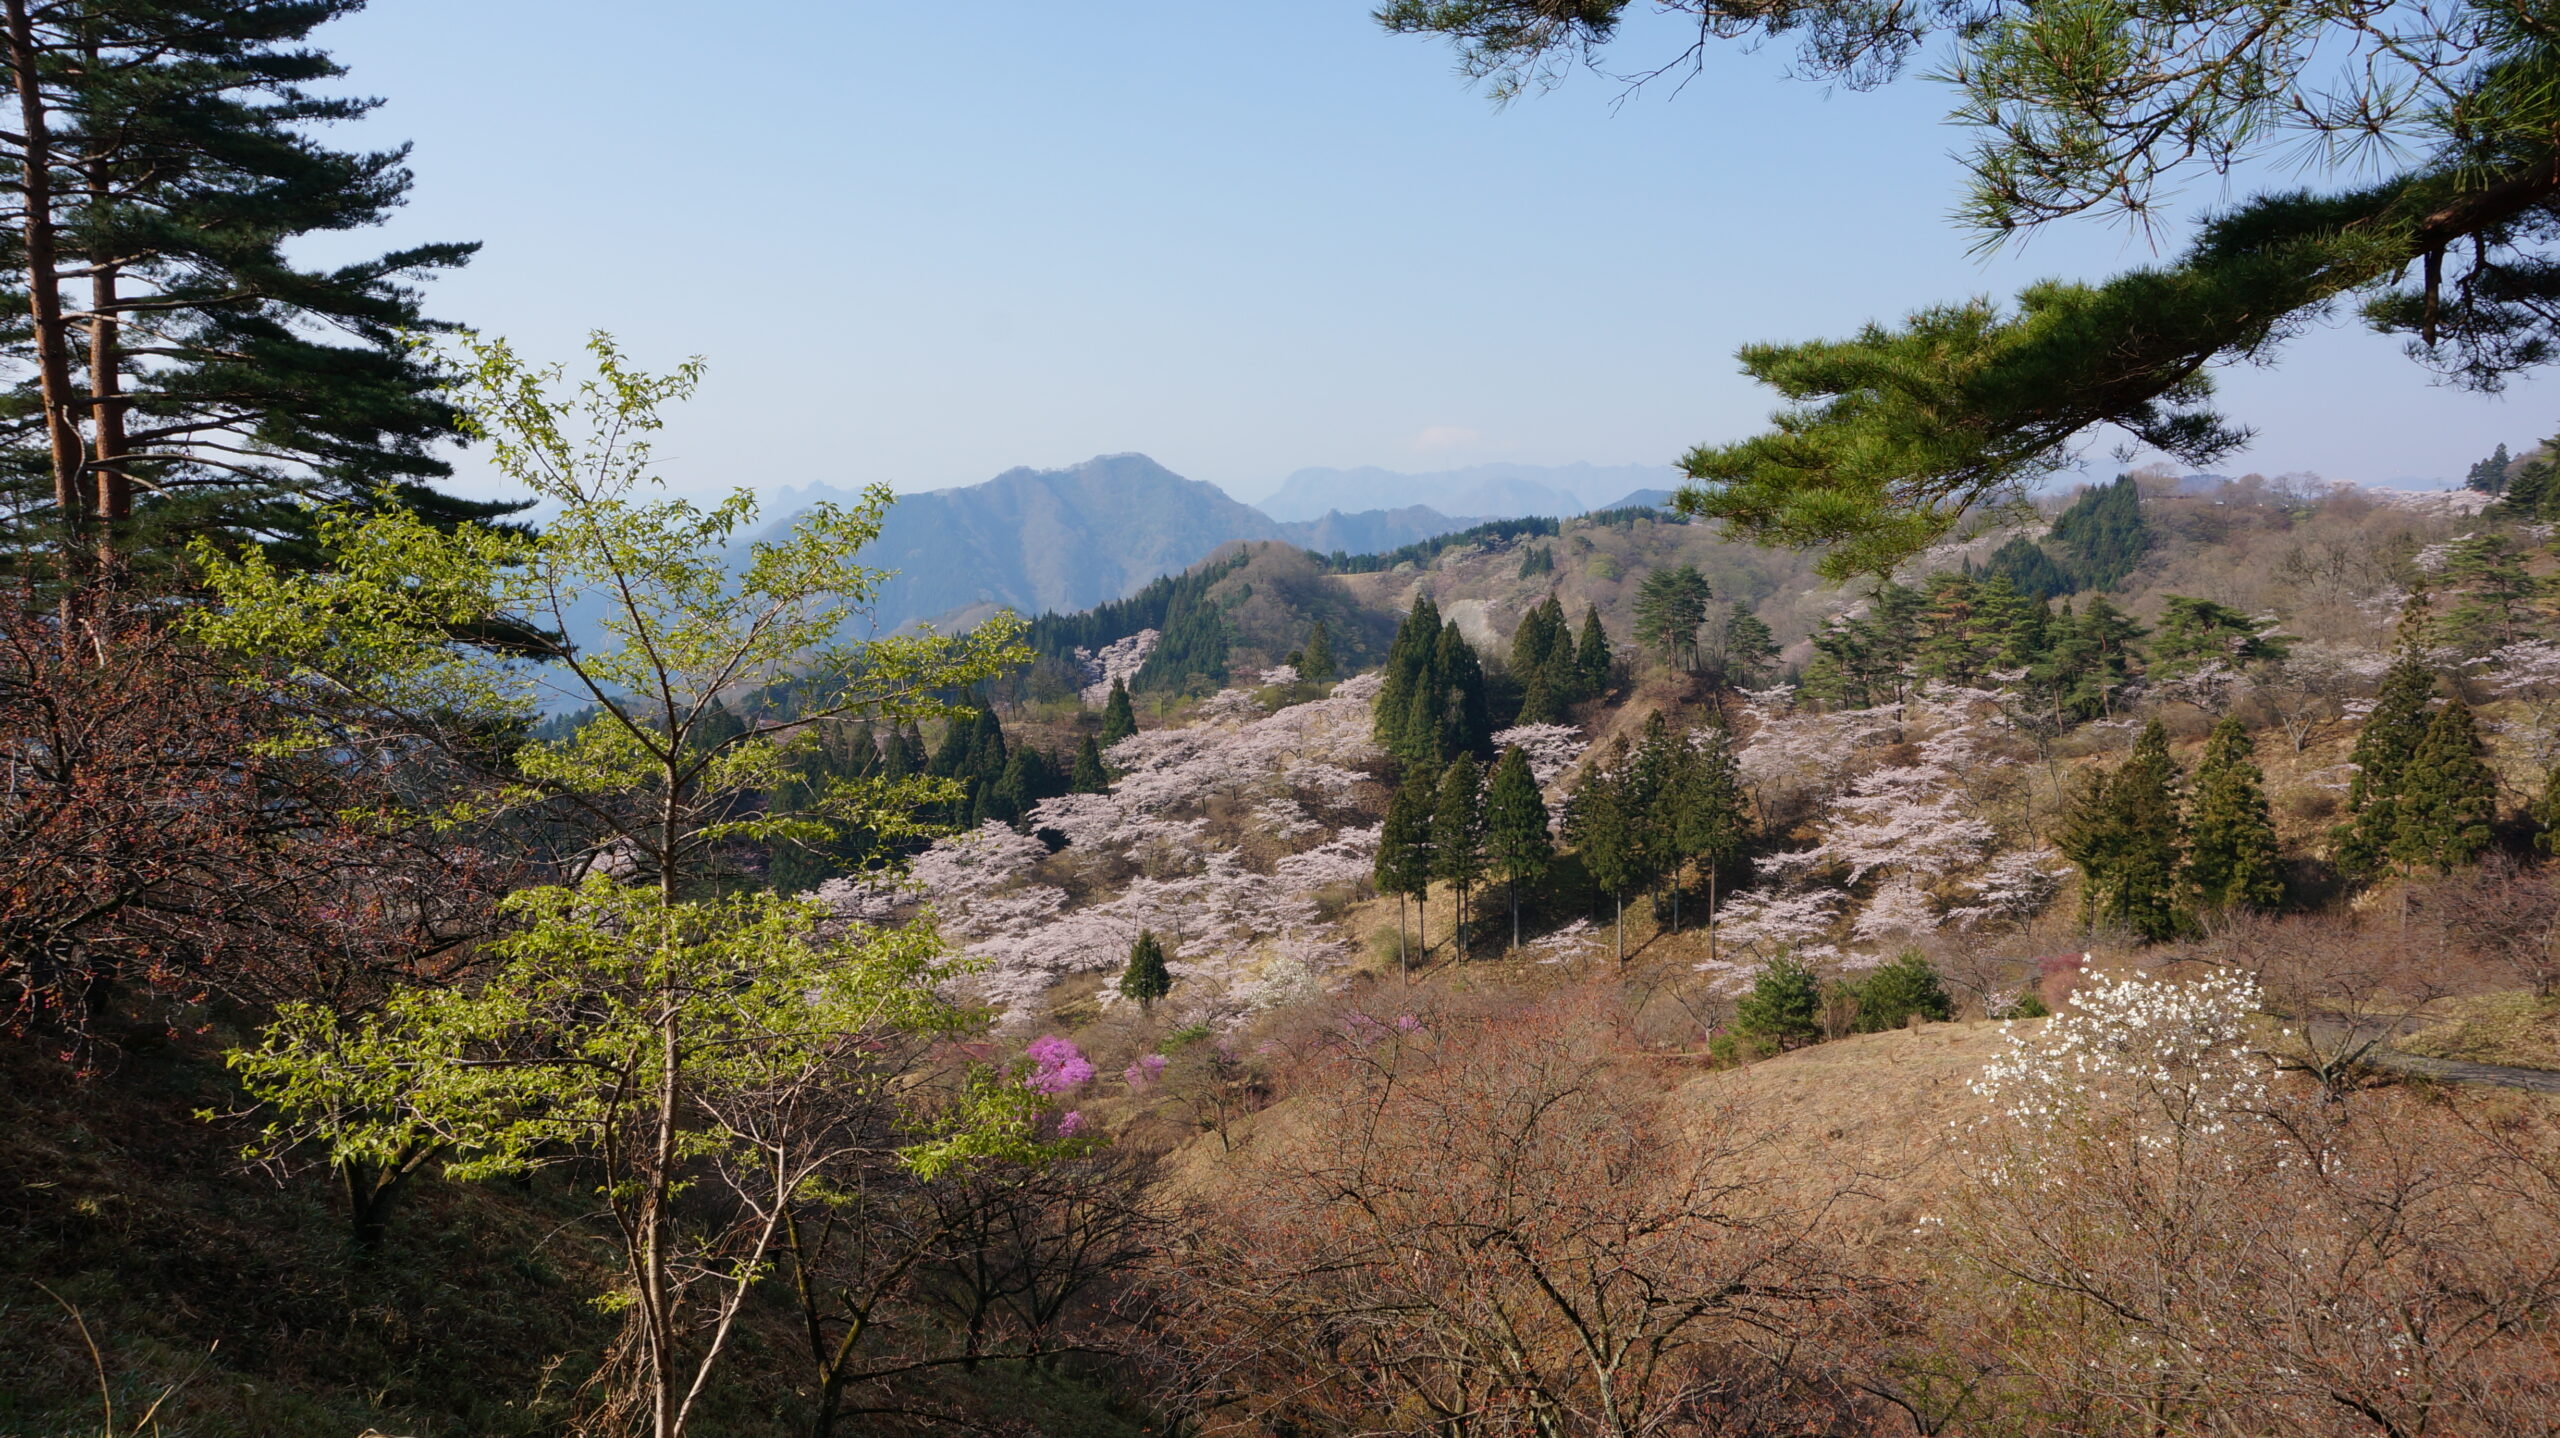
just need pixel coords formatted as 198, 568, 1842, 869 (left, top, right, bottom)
2186, 716, 2285, 913
1375, 773, 1437, 969
2058, 719, 2193, 941
2334, 651, 2439, 881
1119, 929, 1174, 1013
1, 0, 521, 570
1851, 951, 1954, 1032
1632, 563, 1712, 672
1484, 745, 1553, 951
1432, 754, 1489, 956
195, 338, 1032, 1435
2395, 699, 2500, 873
234, 882, 1049, 1438
1734, 953, 1823, 1051
1071, 734, 1109, 794
1100, 677, 1138, 747
1382, 12, 2549, 578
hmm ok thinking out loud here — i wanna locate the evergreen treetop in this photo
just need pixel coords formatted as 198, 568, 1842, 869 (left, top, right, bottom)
2394, 699, 2499, 874
1118, 929, 1174, 1012
2058, 719, 2193, 941
2186, 716, 2284, 913
1100, 678, 1139, 747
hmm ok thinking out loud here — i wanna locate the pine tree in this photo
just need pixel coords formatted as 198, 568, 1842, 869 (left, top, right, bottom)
2058, 719, 2193, 941
1300, 619, 1336, 682
1118, 930, 1173, 1013
2334, 651, 2437, 880
1851, 951, 1953, 1032
1375, 774, 1437, 969
1432, 755, 1488, 957
1734, 954, 1823, 1050
1, 1, 518, 567
1071, 735, 1109, 794
1626, 713, 1686, 927
1982, 532, 2075, 599
1484, 746, 1553, 951
1565, 741, 1635, 961
2186, 716, 2284, 912
1715, 608, 1779, 688
2152, 596, 2288, 675
1573, 604, 1613, 698
2395, 699, 2499, 872
1436, 622, 1493, 757
2435, 535, 2541, 654
1100, 678, 1138, 747
1633, 564, 1712, 672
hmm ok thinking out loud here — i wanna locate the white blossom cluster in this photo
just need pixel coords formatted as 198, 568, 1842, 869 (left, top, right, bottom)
1075, 628, 1158, 707
1489, 722, 1588, 787
832, 673, 1389, 1026
1970, 970, 2271, 1150
1729, 684, 2042, 960
2478, 639, 2560, 765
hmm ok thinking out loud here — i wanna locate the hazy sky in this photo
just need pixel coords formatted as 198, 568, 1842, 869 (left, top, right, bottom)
315, 1, 2546, 504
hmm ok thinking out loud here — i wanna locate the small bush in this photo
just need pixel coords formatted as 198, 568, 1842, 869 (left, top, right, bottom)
1734, 955, 1823, 1050
1851, 951, 1954, 1032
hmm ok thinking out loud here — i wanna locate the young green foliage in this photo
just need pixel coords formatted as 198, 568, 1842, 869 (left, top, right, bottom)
189, 334, 1027, 895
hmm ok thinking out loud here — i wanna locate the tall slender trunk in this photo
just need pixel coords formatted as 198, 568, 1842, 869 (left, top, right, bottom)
1397, 892, 1408, 984
4, 3, 84, 554
1613, 892, 1623, 963
1706, 867, 1718, 968
1509, 875, 1519, 952
88, 248, 127, 530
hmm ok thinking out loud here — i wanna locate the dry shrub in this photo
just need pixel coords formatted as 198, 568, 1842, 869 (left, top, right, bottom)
1914, 973, 2560, 1438
1165, 986, 1885, 1436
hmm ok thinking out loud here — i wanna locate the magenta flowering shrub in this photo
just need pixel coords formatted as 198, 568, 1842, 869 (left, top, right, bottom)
1025, 1035, 1095, 1094
1124, 1053, 1168, 1090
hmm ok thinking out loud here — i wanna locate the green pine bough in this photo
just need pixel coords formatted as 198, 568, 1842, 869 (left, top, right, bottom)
1384, 0, 2560, 577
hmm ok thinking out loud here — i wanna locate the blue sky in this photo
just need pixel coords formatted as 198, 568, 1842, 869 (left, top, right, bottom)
316, 1, 2544, 504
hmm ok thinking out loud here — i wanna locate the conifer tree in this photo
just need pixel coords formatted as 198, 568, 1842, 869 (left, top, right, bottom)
1300, 618, 1336, 682
1715, 608, 1779, 688
1627, 713, 1686, 926
1099, 677, 1138, 747
1632, 564, 1712, 672
1573, 604, 1612, 698
1565, 741, 1635, 961
1375, 774, 1437, 969
2186, 716, 2284, 913
1118, 929, 1173, 1013
1851, 951, 1953, 1032
2395, 699, 2499, 872
2535, 760, 2560, 857
2334, 651, 2438, 880
1436, 621, 1493, 757
1432, 755, 1488, 957
2466, 442, 2513, 495
1071, 735, 1109, 794
2152, 596, 2288, 675
1375, 593, 1444, 749
1484, 746, 1552, 950
1672, 722, 1751, 962
2058, 719, 2192, 941
1734, 954, 1822, 1050
2047, 476, 2150, 591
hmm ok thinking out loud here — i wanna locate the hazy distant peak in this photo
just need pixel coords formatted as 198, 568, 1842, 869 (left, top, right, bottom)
1257, 461, 1684, 523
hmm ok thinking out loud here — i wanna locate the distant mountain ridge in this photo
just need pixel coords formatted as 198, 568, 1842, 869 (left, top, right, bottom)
1255, 461, 1686, 523
758, 455, 1484, 633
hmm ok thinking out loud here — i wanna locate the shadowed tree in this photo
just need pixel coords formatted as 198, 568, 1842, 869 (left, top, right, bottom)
1484, 745, 1552, 951
2187, 716, 2285, 913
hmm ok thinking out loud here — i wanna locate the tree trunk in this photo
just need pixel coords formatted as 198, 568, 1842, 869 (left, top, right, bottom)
1397, 891, 1408, 984
1614, 892, 1623, 963
1509, 876, 1519, 952
88, 251, 128, 529
4, 2, 85, 556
